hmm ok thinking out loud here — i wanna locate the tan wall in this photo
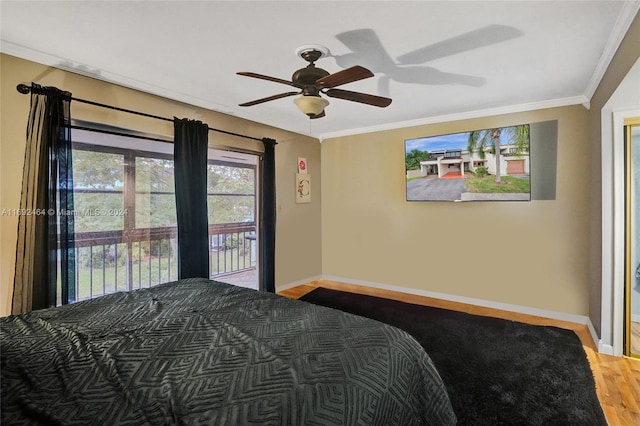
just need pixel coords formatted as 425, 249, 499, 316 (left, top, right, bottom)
0, 54, 322, 316
321, 105, 591, 316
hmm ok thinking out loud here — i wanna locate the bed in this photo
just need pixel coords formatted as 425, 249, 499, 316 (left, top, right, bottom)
1, 278, 456, 425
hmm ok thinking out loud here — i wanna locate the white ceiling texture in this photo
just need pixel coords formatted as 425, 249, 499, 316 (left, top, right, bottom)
1, 1, 639, 140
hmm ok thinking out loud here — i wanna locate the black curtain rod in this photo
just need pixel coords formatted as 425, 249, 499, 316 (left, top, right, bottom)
16, 83, 265, 142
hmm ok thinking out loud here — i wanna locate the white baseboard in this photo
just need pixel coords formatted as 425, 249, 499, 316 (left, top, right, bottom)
632, 314, 640, 323
321, 274, 603, 351
584, 319, 602, 354
598, 341, 615, 356
276, 275, 323, 292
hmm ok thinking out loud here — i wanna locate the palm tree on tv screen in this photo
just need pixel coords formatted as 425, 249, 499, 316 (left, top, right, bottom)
466, 124, 529, 183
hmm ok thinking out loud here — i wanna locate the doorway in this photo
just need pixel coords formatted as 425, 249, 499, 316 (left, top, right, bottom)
624, 118, 640, 358
206, 149, 260, 291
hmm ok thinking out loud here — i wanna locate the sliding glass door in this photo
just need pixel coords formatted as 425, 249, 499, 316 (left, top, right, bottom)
206, 150, 259, 290
64, 128, 260, 304
625, 118, 640, 358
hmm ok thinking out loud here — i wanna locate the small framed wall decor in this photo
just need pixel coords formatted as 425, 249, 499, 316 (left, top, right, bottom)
296, 173, 311, 203
296, 157, 310, 203
298, 157, 307, 174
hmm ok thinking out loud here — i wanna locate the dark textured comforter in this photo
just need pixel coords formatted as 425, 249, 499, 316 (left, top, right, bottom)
1, 278, 456, 425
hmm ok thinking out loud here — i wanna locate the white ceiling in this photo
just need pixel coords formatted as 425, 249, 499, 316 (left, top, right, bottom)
2, 1, 638, 140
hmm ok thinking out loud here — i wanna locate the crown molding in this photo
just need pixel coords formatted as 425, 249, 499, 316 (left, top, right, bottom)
583, 1, 640, 100
2, 21, 623, 144
317, 95, 589, 141
1, 41, 244, 119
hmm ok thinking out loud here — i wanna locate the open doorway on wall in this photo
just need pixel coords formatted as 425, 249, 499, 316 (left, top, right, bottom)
600, 56, 640, 357
206, 149, 259, 291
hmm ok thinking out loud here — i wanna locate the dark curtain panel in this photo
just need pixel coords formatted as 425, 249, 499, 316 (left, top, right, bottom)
260, 138, 277, 293
173, 118, 210, 279
50, 87, 76, 307
13, 83, 75, 314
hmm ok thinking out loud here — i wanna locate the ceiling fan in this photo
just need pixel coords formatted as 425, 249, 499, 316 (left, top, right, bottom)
237, 45, 392, 119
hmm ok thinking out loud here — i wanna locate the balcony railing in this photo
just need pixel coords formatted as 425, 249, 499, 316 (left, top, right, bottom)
69, 222, 256, 302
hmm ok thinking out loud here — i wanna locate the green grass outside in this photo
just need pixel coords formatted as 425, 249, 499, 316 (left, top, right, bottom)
465, 176, 530, 193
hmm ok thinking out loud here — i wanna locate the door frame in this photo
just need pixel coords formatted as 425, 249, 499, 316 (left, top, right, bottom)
624, 117, 640, 357
602, 108, 640, 356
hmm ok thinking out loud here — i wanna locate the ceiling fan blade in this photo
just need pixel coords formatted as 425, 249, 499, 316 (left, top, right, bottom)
316, 65, 374, 88
310, 110, 326, 119
237, 72, 302, 88
239, 91, 300, 107
324, 88, 392, 107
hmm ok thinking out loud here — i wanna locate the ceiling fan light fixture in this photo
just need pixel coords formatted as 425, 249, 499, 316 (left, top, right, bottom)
294, 95, 329, 117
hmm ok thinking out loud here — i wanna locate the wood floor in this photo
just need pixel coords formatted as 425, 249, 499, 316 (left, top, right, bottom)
278, 279, 640, 426
631, 322, 640, 355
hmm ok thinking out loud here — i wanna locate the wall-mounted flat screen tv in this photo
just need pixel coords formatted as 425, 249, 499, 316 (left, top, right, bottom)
405, 124, 531, 202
